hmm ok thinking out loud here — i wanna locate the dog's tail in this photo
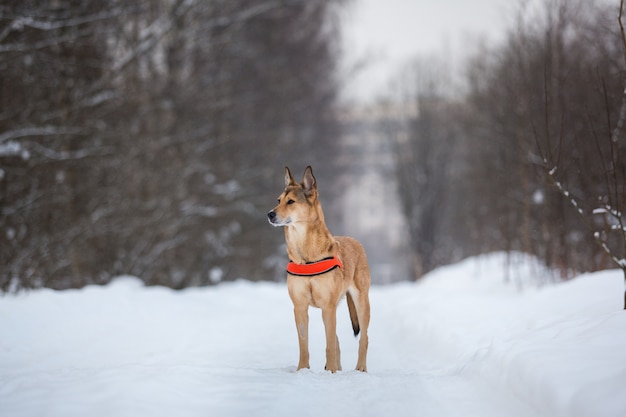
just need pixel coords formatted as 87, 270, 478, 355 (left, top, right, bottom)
346, 293, 360, 337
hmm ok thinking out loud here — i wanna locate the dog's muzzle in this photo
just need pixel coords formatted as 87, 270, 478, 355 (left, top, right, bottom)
267, 210, 289, 226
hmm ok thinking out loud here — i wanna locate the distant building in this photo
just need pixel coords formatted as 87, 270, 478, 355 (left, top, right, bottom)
331, 104, 415, 284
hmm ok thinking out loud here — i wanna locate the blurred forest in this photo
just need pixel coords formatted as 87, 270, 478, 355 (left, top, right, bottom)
389, 0, 626, 279
2, 0, 625, 291
0, 0, 345, 290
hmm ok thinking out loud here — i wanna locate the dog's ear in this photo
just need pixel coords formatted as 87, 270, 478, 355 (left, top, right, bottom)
302, 166, 317, 196
285, 167, 296, 187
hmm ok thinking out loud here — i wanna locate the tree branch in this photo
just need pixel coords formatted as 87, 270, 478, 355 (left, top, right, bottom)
619, 0, 626, 66
0, 126, 84, 144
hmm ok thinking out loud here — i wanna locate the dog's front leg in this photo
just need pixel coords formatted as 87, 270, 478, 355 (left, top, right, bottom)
321, 306, 341, 372
293, 304, 310, 370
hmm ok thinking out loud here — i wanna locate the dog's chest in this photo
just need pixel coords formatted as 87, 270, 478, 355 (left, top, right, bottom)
287, 272, 343, 309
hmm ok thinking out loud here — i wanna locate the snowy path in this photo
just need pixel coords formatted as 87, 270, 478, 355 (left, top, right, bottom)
1, 254, 625, 417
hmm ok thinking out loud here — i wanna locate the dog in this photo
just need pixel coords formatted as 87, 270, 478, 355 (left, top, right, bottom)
267, 166, 370, 373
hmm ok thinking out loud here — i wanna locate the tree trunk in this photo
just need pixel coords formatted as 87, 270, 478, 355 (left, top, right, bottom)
623, 268, 626, 310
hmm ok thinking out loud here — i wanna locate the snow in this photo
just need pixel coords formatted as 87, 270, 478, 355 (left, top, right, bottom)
1, 253, 625, 417
0, 141, 23, 158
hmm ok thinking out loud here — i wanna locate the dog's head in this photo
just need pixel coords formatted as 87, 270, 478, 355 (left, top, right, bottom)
267, 166, 320, 227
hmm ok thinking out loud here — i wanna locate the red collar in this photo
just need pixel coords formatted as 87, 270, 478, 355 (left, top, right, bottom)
286, 256, 343, 276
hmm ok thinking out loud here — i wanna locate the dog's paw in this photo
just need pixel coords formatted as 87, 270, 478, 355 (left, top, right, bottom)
324, 364, 342, 373
296, 363, 310, 372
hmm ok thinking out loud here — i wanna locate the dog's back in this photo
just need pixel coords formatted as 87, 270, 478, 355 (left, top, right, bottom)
335, 236, 370, 291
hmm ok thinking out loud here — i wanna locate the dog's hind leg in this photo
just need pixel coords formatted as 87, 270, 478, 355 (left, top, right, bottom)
356, 294, 369, 372
349, 287, 370, 372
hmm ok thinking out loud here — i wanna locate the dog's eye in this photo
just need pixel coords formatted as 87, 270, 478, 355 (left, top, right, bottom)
287, 199, 295, 205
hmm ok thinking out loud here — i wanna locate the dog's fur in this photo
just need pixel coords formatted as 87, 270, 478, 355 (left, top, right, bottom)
267, 166, 370, 372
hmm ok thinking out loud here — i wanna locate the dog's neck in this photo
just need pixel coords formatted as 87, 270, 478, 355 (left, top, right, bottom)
285, 209, 336, 264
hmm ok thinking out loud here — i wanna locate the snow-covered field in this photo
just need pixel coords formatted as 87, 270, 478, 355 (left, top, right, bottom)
1, 252, 625, 417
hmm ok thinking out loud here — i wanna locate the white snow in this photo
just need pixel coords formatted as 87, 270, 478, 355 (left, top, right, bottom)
0, 141, 22, 157
1, 253, 625, 417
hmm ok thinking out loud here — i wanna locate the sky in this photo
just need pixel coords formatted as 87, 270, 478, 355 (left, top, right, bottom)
339, 0, 513, 104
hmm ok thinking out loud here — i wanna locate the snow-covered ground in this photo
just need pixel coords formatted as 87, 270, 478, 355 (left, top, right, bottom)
1, 252, 625, 417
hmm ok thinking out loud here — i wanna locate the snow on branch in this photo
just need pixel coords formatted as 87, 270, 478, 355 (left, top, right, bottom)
0, 126, 84, 144
27, 142, 115, 161
0, 27, 95, 53
111, 0, 283, 75
542, 161, 625, 269
1, 9, 121, 38
112, 0, 198, 74
593, 206, 623, 219
210, 1, 283, 28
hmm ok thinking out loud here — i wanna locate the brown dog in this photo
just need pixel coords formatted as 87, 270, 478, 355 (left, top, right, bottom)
267, 166, 370, 372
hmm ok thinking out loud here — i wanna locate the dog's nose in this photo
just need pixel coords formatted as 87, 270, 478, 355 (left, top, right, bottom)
267, 211, 276, 222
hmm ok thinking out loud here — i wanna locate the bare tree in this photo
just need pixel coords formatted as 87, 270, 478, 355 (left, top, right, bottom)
460, 0, 623, 278
0, 0, 347, 291
384, 56, 466, 278
535, 0, 626, 308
